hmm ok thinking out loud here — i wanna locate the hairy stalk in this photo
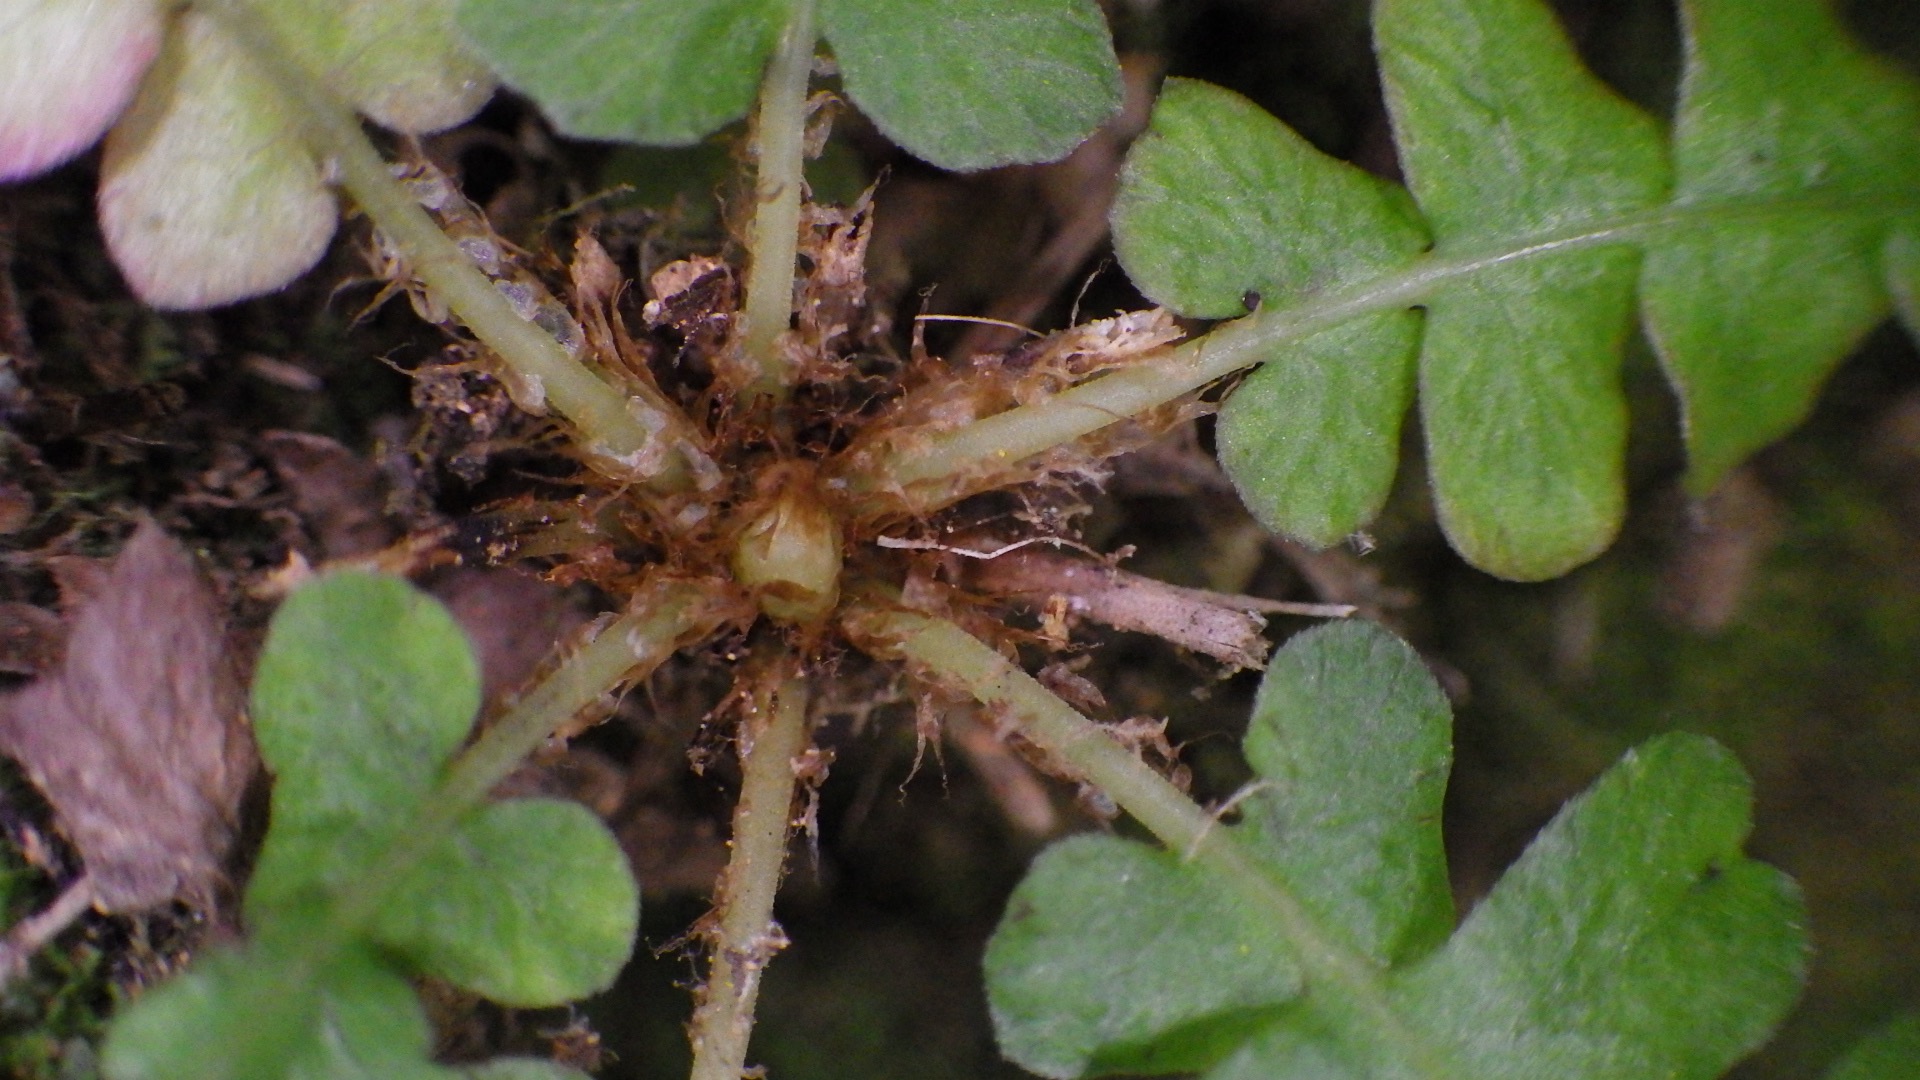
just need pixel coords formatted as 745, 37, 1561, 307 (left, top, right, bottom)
844, 193, 1920, 513
432, 578, 735, 816
689, 673, 814, 1080
203, 0, 715, 494
736, 0, 818, 401
846, 602, 1455, 1077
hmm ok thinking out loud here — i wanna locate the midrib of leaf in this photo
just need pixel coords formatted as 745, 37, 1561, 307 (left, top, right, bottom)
856, 185, 1920, 511
855, 604, 1466, 1078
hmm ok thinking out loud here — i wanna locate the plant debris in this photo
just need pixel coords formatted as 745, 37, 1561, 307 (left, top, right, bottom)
0, 520, 256, 982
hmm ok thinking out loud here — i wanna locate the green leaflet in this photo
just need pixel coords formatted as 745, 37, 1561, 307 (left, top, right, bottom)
1115, 0, 1920, 580
986, 834, 1305, 1078
245, 570, 480, 918
1235, 621, 1453, 966
1641, 0, 1920, 492
1824, 1011, 1920, 1080
373, 798, 639, 1007
251, 0, 496, 134
986, 623, 1806, 1080
1388, 735, 1806, 1080
818, 0, 1120, 170
987, 621, 1453, 1077
455, 0, 784, 146
104, 573, 636, 1079
455, 0, 1121, 169
1114, 79, 1426, 548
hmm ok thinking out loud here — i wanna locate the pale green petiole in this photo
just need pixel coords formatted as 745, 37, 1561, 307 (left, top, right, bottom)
203, 0, 717, 495
846, 194, 1918, 512
688, 672, 814, 1080
736, 0, 819, 402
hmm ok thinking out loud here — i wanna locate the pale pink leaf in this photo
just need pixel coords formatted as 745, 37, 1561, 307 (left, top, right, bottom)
0, 0, 161, 181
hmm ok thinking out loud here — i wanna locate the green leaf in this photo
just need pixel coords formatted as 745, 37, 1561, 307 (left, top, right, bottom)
1116, 0, 1919, 578
458, 0, 1118, 167
1825, 1010, 1920, 1080
101, 944, 439, 1080
456, 0, 784, 144
375, 798, 640, 1006
1112, 79, 1427, 547
989, 626, 1806, 1079
1215, 316, 1421, 548
1641, 0, 1920, 493
96, 10, 336, 310
1415, 251, 1640, 577
988, 621, 1451, 1078
986, 835, 1304, 1079
1237, 621, 1453, 964
246, 570, 481, 915
1113, 78, 1428, 318
107, 573, 631, 1077
1390, 734, 1806, 1079
255, 0, 495, 133
1376, 0, 1668, 579
819, 0, 1120, 170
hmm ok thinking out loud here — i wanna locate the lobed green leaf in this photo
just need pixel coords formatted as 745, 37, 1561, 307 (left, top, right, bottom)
456, 0, 783, 145
1237, 621, 1453, 965
1114, 79, 1426, 548
102, 944, 433, 1080
1375, 0, 1668, 578
458, 0, 1120, 169
1640, 0, 1920, 492
1391, 733, 1806, 1079
107, 573, 640, 1076
988, 627, 1806, 1079
986, 835, 1304, 1078
374, 798, 640, 1007
819, 0, 1121, 170
988, 621, 1452, 1077
1116, 0, 1920, 580
246, 571, 480, 916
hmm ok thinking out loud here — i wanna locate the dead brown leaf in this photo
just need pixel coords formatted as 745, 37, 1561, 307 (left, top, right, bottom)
0, 520, 256, 925
261, 429, 397, 559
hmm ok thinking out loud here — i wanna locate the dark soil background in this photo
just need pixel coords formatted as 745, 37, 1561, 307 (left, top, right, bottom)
4, 1, 1920, 1078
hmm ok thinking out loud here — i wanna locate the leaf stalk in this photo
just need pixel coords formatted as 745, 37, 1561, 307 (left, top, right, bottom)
844, 193, 1920, 514
201, 0, 715, 494
689, 671, 814, 1080
736, 0, 819, 402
